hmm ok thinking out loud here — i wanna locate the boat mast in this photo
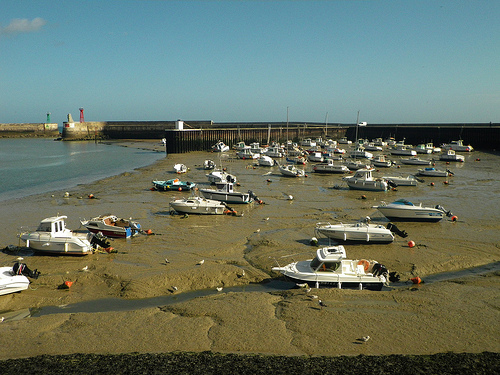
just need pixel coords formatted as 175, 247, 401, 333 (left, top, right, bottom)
325, 112, 328, 137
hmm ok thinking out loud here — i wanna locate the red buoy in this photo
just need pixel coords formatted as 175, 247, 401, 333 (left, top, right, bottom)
408, 240, 416, 248
64, 281, 73, 288
451, 215, 458, 222
430, 182, 435, 186
410, 276, 422, 284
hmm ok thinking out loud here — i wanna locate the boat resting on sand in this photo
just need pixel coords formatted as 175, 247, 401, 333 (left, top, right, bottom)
312, 160, 349, 174
417, 167, 453, 177
278, 164, 306, 177
152, 179, 196, 191
199, 182, 261, 204
373, 199, 453, 222
169, 196, 235, 215
343, 169, 392, 191
272, 246, 393, 290
0, 264, 32, 296
80, 214, 142, 238
314, 221, 396, 243
20, 216, 111, 255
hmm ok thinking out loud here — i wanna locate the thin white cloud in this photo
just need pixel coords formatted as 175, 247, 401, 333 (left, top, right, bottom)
1, 18, 47, 35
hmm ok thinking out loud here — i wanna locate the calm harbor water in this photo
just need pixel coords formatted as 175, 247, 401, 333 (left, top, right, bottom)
0, 139, 164, 202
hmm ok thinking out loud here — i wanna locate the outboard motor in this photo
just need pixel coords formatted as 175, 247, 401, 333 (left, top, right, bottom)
372, 263, 388, 277
446, 169, 454, 176
386, 222, 408, 238
12, 262, 40, 279
386, 179, 398, 189
389, 271, 401, 282
248, 190, 264, 204
90, 232, 111, 249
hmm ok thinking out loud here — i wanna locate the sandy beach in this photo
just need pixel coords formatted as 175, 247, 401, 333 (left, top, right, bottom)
0, 140, 499, 360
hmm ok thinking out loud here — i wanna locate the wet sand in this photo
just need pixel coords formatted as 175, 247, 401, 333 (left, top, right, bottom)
0, 140, 499, 360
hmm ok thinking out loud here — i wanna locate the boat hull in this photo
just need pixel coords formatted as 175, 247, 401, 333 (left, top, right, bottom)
376, 207, 444, 222
169, 199, 226, 215
20, 233, 93, 254
0, 267, 30, 296
345, 180, 388, 191
315, 225, 394, 243
281, 274, 384, 291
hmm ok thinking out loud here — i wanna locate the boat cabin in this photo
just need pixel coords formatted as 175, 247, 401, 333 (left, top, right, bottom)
36, 216, 69, 237
214, 182, 236, 193
309, 246, 346, 272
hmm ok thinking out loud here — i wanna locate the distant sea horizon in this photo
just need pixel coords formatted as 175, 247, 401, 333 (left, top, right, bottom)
0, 138, 164, 202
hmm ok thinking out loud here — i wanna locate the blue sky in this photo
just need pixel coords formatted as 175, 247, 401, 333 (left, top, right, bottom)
1, 0, 498, 125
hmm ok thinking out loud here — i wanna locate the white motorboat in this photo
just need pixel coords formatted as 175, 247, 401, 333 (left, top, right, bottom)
399, 157, 431, 165
286, 156, 307, 165
300, 138, 316, 147
264, 146, 284, 158
206, 169, 237, 184
425, 142, 441, 153
80, 214, 141, 238
417, 167, 453, 177
20, 216, 101, 255
314, 220, 395, 243
343, 169, 389, 191
278, 164, 306, 177
338, 137, 352, 144
442, 140, 474, 152
203, 159, 216, 169
236, 148, 260, 159
272, 246, 390, 290
382, 175, 419, 186
199, 182, 256, 204
233, 141, 250, 151
349, 147, 373, 159
373, 199, 453, 222
169, 196, 229, 215
413, 144, 433, 154
0, 265, 30, 296
307, 151, 324, 163
250, 142, 267, 154
312, 159, 349, 174
439, 150, 465, 162
363, 143, 383, 152
257, 155, 275, 166
372, 155, 393, 168
372, 138, 387, 147
174, 163, 188, 174
343, 160, 371, 170
390, 145, 417, 156
212, 141, 230, 152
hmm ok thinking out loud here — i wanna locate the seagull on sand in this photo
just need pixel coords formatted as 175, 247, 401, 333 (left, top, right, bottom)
165, 258, 170, 264
197, 259, 205, 265
296, 283, 308, 288
172, 286, 178, 291
318, 299, 327, 309
81, 266, 89, 272
282, 192, 294, 200
216, 287, 223, 292
360, 336, 370, 342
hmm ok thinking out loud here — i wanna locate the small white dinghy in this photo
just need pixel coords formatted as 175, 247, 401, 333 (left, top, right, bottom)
272, 246, 391, 290
174, 164, 188, 174
0, 263, 39, 296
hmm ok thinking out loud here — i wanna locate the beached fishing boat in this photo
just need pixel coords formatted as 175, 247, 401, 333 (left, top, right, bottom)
442, 140, 474, 152
264, 146, 284, 158
203, 159, 216, 169
373, 199, 453, 222
206, 169, 237, 184
236, 148, 260, 159
173, 164, 188, 174
307, 151, 324, 163
19, 216, 107, 255
278, 164, 306, 177
314, 220, 396, 243
349, 147, 373, 159
169, 196, 228, 215
390, 145, 417, 156
80, 214, 142, 238
343, 159, 371, 171
312, 159, 349, 174
399, 157, 431, 165
212, 141, 230, 152
257, 155, 275, 166
152, 179, 196, 191
272, 246, 390, 290
343, 169, 390, 191
439, 150, 465, 162
199, 182, 256, 204
381, 175, 419, 186
417, 167, 453, 177
0, 264, 31, 296
372, 155, 393, 168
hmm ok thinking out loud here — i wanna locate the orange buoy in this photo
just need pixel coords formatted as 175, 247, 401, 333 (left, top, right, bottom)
145, 229, 153, 235
361, 195, 367, 200
408, 240, 416, 248
357, 259, 370, 271
88, 194, 95, 199
178, 187, 182, 191
410, 276, 422, 284
430, 182, 435, 186
451, 215, 458, 222
64, 281, 73, 288
443, 181, 449, 185
266, 179, 272, 183
104, 247, 114, 253
475, 158, 480, 161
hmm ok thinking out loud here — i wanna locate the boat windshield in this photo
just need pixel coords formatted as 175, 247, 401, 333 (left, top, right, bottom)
310, 258, 340, 272
36, 222, 52, 232
392, 199, 414, 206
